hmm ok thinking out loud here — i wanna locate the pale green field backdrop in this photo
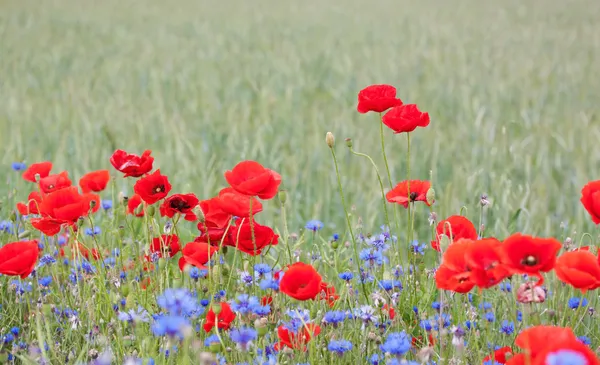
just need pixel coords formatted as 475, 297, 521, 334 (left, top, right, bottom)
1, 0, 600, 240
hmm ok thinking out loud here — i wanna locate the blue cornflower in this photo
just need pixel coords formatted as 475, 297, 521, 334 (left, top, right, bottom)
546, 350, 587, 365
485, 312, 495, 323
378, 280, 402, 291
3, 333, 14, 343
328, 340, 352, 355
368, 354, 381, 365
483, 361, 502, 365
323, 311, 346, 325
431, 301, 441, 310
11, 162, 27, 171
79, 260, 96, 274
568, 297, 588, 309
380, 331, 411, 356
230, 294, 261, 315
239, 271, 253, 286
38, 255, 57, 267
283, 309, 311, 333
189, 267, 201, 280
229, 327, 257, 350
157, 289, 202, 317
305, 220, 324, 231
433, 313, 451, 329
354, 305, 378, 324
10, 280, 32, 294
338, 272, 354, 281
499, 281, 512, 292
101, 200, 113, 210
214, 290, 227, 301
259, 278, 279, 291
10, 327, 19, 336
254, 263, 272, 276
419, 319, 432, 331
332, 233, 340, 241
118, 306, 150, 323
411, 240, 426, 255
112, 248, 120, 257
516, 310, 522, 322
200, 299, 210, 307
85, 226, 101, 236
204, 334, 221, 347
151, 315, 191, 339
39, 276, 52, 287
0, 221, 13, 234
103, 257, 116, 268
252, 305, 271, 316
578, 336, 591, 346
479, 302, 493, 310
359, 249, 388, 267
366, 235, 390, 251
465, 320, 477, 330
500, 320, 514, 335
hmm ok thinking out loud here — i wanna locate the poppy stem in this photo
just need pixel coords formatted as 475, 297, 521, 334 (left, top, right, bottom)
279, 196, 293, 265
249, 199, 257, 296
329, 146, 370, 305
379, 113, 394, 190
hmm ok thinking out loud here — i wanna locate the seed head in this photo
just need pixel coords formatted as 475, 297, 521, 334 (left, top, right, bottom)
326, 132, 335, 148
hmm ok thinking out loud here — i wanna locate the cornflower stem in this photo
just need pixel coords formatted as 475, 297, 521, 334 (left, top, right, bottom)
378, 113, 402, 242
329, 146, 370, 305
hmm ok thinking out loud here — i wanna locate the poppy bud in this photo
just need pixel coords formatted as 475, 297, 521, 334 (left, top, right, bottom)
438, 235, 451, 252
89, 199, 97, 209
119, 192, 127, 205
134, 204, 144, 216
326, 132, 335, 148
209, 342, 222, 353
18, 230, 31, 239
158, 258, 167, 270
278, 190, 287, 205
426, 188, 435, 205
121, 285, 130, 297
146, 205, 155, 217
34, 173, 41, 182
331, 241, 339, 249
192, 205, 205, 223
345, 138, 353, 148
9, 211, 17, 222
77, 217, 85, 228
221, 266, 229, 278
211, 303, 222, 315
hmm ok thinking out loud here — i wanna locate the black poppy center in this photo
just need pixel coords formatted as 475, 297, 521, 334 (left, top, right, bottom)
409, 192, 418, 201
170, 199, 191, 211
521, 255, 538, 266
154, 185, 165, 194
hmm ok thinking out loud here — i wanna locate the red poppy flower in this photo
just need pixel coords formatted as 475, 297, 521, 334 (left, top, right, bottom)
531, 337, 600, 365
110, 149, 154, 178
39, 187, 89, 223
499, 233, 562, 285
39, 171, 72, 194
382, 304, 395, 320
554, 250, 600, 293
317, 282, 339, 308
73, 242, 102, 261
580, 180, 600, 224
279, 262, 323, 300
226, 219, 278, 256
261, 296, 273, 306
159, 193, 199, 221
82, 193, 101, 214
224, 161, 281, 199
0, 240, 39, 278
30, 217, 65, 236
182, 240, 218, 268
412, 334, 436, 347
199, 197, 232, 228
386, 180, 431, 208
465, 238, 510, 288
178, 256, 204, 272
203, 302, 236, 332
217, 187, 262, 218
196, 223, 230, 245
435, 239, 475, 293
432, 215, 478, 251
149, 234, 181, 258
356, 84, 403, 114
382, 104, 430, 134
483, 346, 513, 364
16, 191, 43, 215
22, 162, 52, 182
515, 326, 576, 357
127, 194, 145, 217
274, 324, 321, 351
79, 170, 110, 193
133, 169, 171, 205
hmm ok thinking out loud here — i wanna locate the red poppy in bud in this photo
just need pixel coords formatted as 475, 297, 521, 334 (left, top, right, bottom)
274, 324, 321, 351
79, 170, 110, 193
554, 250, 600, 293
279, 262, 323, 300
435, 239, 475, 293
149, 234, 181, 258
110, 149, 154, 178
356, 84, 403, 114
160, 193, 199, 221
317, 282, 339, 308
39, 171, 72, 194
465, 238, 510, 288
200, 197, 232, 228
499, 233, 561, 286
203, 302, 236, 332
133, 169, 171, 205
217, 187, 262, 218
127, 194, 145, 217
483, 346, 513, 364
224, 161, 281, 199
580, 180, 600, 224
386, 180, 431, 208
226, 219, 278, 256
182, 240, 218, 268
22, 161, 52, 182
432, 215, 478, 251
0, 240, 39, 279
16, 191, 43, 215
382, 104, 430, 134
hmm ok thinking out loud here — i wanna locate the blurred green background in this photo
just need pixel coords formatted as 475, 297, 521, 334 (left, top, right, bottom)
1, 0, 600, 240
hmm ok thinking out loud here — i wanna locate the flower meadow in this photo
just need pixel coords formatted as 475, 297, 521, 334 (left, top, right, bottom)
1, 84, 600, 365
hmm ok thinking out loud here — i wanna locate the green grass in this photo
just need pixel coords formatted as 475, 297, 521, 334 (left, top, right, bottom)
2, 1, 600, 364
